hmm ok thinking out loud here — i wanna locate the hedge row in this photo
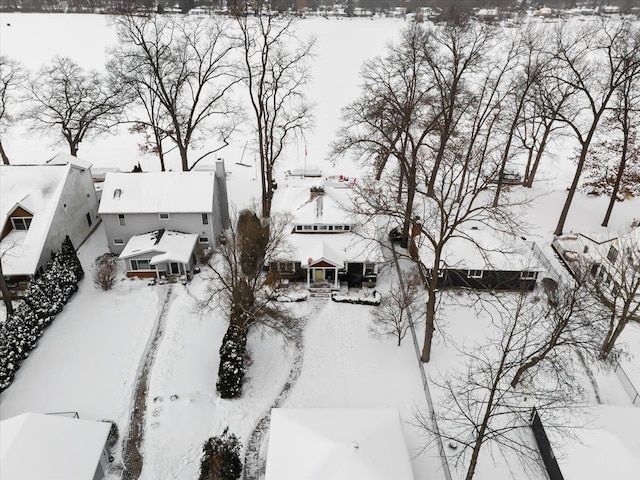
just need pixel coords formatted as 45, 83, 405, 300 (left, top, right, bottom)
0, 237, 83, 392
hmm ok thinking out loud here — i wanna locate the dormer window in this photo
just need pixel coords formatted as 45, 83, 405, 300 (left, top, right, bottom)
11, 217, 32, 231
114, 188, 122, 199
159, 213, 170, 220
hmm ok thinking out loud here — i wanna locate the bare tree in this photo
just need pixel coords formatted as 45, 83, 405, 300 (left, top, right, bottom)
583, 231, 640, 360
370, 269, 422, 346
415, 292, 583, 480
110, 14, 241, 171
0, 56, 24, 165
92, 254, 118, 291
23, 56, 126, 157
0, 257, 14, 316
333, 24, 438, 247
550, 20, 640, 236
200, 208, 298, 340
233, 0, 314, 218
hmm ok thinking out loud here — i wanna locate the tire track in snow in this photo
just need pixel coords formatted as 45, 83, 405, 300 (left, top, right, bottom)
121, 285, 174, 480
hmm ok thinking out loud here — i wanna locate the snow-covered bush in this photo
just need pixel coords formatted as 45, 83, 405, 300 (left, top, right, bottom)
331, 290, 382, 306
198, 427, 243, 480
275, 289, 309, 302
0, 240, 82, 392
92, 254, 118, 291
216, 324, 247, 399
100, 420, 120, 450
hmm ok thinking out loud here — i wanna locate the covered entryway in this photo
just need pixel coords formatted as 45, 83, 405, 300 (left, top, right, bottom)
303, 241, 345, 290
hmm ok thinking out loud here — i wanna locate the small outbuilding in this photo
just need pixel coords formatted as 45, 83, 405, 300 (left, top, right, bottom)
0, 412, 111, 480
264, 407, 415, 480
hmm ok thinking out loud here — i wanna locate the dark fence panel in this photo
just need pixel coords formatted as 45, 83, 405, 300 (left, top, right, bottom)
530, 407, 564, 480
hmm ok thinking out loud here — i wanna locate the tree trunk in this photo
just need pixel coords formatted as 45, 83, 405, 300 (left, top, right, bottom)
179, 145, 189, 172
0, 258, 14, 317
523, 124, 552, 188
69, 142, 78, 157
421, 257, 440, 362
0, 139, 10, 165
599, 314, 629, 360
602, 123, 630, 227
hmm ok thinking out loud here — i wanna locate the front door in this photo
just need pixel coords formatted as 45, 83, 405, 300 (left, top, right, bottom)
170, 262, 180, 275
314, 269, 324, 281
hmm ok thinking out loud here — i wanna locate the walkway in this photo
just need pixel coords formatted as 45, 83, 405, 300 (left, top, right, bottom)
121, 285, 174, 480
242, 300, 326, 480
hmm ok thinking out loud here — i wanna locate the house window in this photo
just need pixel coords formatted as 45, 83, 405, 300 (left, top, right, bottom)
344, 225, 351, 231
131, 259, 151, 270
202, 213, 209, 225
114, 238, 124, 245
303, 225, 313, 231
607, 246, 618, 264
520, 271, 538, 280
118, 214, 126, 227
334, 225, 344, 231
364, 263, 376, 275
313, 225, 318, 231
159, 213, 170, 220
277, 262, 296, 273
328, 226, 334, 231
318, 225, 328, 231
86, 212, 93, 227
199, 236, 209, 244
114, 188, 122, 199
295, 225, 303, 231
11, 217, 32, 230
467, 270, 483, 279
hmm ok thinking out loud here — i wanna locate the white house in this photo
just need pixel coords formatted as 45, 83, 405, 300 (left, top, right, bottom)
270, 175, 383, 289
265, 408, 415, 480
0, 154, 99, 288
0, 413, 111, 480
98, 160, 230, 278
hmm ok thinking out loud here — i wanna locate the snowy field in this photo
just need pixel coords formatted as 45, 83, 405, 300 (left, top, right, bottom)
1, 12, 640, 480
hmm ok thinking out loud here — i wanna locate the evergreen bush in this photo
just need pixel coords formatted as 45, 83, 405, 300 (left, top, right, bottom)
198, 427, 242, 480
216, 324, 247, 399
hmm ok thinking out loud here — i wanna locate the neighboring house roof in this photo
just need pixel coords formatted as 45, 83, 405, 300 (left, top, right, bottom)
0, 413, 110, 480
274, 183, 352, 225
0, 164, 70, 276
46, 152, 93, 171
98, 171, 216, 214
265, 408, 415, 480
119, 229, 198, 265
418, 227, 542, 271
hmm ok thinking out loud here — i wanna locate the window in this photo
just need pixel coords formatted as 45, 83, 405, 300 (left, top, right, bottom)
334, 225, 344, 231
131, 259, 151, 270
364, 263, 376, 275
303, 225, 313, 231
118, 214, 126, 227
277, 262, 296, 273
467, 270, 483, 279
86, 212, 92, 227
114, 188, 122, 199
318, 225, 328, 231
295, 225, 303, 231
199, 236, 209, 244
11, 217, 32, 230
328, 226, 334, 231
202, 213, 209, 225
344, 225, 351, 231
520, 271, 538, 280
607, 246, 618, 264
114, 238, 124, 245
159, 213, 170, 220
313, 225, 318, 231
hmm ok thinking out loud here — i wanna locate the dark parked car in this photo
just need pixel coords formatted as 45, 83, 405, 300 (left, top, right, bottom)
388, 227, 403, 243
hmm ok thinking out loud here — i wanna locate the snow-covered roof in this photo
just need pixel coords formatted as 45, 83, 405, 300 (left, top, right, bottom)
119, 229, 198, 265
265, 408, 415, 480
98, 171, 216, 214
0, 413, 110, 480
46, 152, 93, 171
418, 227, 542, 271
549, 405, 640, 480
0, 164, 70, 276
271, 176, 382, 264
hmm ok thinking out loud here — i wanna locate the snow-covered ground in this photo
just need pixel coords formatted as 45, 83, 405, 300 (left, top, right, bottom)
1, 12, 639, 480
